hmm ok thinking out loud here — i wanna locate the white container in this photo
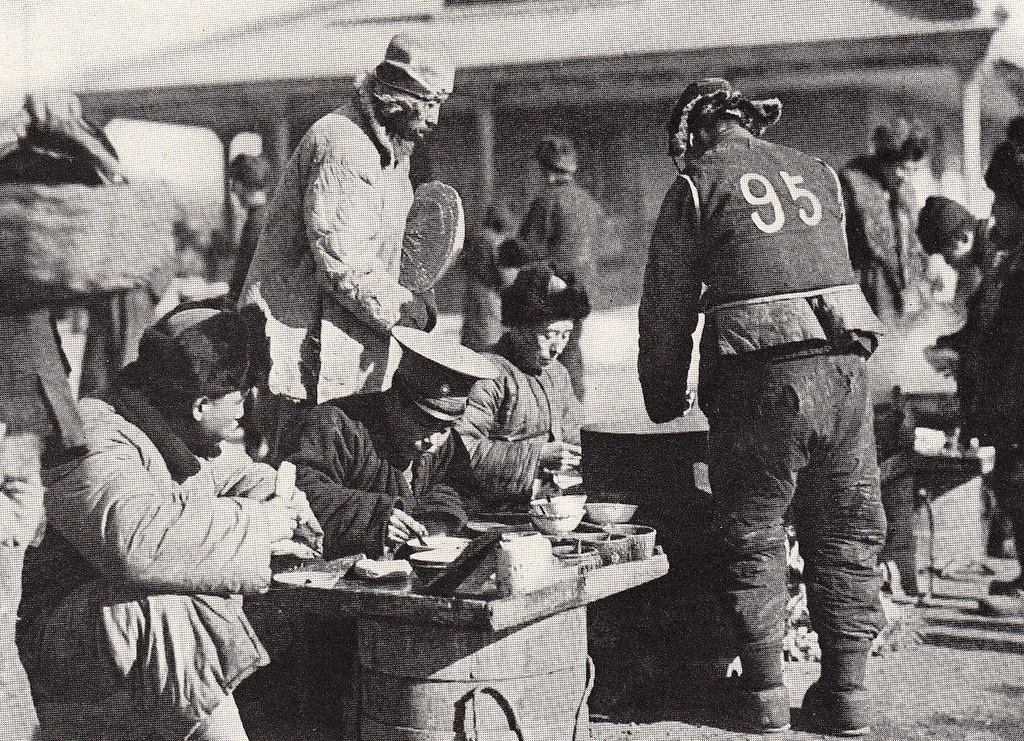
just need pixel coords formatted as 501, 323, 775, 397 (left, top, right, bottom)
496, 531, 555, 596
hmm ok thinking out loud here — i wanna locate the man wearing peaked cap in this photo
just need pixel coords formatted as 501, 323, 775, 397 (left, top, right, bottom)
241, 33, 456, 460
286, 327, 498, 560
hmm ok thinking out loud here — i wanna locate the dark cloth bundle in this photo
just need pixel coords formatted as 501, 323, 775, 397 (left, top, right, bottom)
0, 182, 181, 305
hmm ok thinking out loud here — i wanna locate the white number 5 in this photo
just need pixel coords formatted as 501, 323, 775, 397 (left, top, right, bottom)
780, 171, 822, 226
739, 173, 784, 234
739, 170, 823, 233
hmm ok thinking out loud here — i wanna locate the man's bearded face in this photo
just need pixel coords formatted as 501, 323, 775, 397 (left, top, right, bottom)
379, 97, 441, 146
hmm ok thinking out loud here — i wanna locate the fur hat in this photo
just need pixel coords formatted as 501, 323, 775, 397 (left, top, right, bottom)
667, 78, 782, 160
373, 34, 454, 102
917, 196, 978, 254
985, 116, 1024, 209
501, 263, 591, 327
872, 117, 931, 164
535, 136, 579, 174
122, 307, 252, 402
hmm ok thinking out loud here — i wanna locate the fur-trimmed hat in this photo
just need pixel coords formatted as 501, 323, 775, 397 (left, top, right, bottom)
373, 34, 454, 102
121, 307, 252, 402
917, 195, 978, 255
501, 263, 591, 327
985, 116, 1024, 209
872, 117, 931, 164
535, 136, 578, 174
667, 78, 782, 160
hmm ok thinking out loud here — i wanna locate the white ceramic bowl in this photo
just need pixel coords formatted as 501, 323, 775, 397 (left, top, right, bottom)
531, 493, 587, 518
405, 535, 470, 553
584, 502, 638, 525
530, 509, 585, 536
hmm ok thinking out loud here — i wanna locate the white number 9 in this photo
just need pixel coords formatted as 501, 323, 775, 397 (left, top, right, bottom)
739, 173, 784, 234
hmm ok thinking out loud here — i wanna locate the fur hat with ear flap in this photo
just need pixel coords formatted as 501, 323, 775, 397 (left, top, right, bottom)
120, 306, 252, 402
872, 116, 932, 164
501, 263, 591, 327
667, 78, 782, 161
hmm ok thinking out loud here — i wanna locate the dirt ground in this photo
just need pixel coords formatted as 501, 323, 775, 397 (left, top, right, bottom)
588, 643, 1024, 741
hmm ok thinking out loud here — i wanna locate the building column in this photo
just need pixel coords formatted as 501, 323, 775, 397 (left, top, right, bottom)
261, 114, 291, 190
475, 102, 496, 206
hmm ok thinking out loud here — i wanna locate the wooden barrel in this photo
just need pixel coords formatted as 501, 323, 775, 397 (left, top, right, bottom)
358, 607, 592, 740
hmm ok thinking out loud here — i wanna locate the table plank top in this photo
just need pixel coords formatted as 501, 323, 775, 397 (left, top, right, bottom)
255, 554, 669, 632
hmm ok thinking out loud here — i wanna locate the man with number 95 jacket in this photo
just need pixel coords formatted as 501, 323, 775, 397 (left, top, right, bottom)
639, 78, 887, 737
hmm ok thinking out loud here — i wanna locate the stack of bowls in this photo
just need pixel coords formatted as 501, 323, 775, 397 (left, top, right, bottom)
529, 493, 587, 536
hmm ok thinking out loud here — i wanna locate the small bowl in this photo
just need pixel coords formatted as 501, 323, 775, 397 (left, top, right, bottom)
531, 493, 588, 518
409, 548, 461, 580
530, 510, 585, 536
405, 535, 470, 553
584, 502, 638, 525
591, 533, 633, 565
602, 524, 657, 560
552, 543, 603, 569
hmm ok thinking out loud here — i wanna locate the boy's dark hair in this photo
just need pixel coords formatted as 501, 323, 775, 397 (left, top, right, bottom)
501, 262, 590, 327
228, 154, 271, 191
917, 195, 976, 256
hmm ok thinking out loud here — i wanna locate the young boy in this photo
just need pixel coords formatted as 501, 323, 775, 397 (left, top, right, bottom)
917, 195, 983, 310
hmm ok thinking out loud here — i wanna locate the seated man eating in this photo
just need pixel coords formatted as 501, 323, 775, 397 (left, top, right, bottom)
289, 326, 499, 559
455, 264, 590, 514
19, 307, 316, 741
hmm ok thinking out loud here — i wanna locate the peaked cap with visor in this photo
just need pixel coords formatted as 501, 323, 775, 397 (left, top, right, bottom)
391, 326, 498, 422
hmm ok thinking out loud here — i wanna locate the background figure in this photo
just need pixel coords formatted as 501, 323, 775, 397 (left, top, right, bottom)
0, 92, 123, 468
957, 121, 1024, 614
227, 154, 271, 302
0, 432, 44, 741
460, 203, 514, 351
916, 195, 984, 314
840, 116, 932, 325
519, 135, 605, 402
241, 34, 450, 461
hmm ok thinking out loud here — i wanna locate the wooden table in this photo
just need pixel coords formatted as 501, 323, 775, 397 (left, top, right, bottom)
264, 554, 669, 740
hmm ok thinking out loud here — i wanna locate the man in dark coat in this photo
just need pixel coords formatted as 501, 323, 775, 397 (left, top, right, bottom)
966, 120, 1024, 615
639, 79, 886, 736
289, 326, 499, 558
227, 154, 271, 302
519, 135, 605, 402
